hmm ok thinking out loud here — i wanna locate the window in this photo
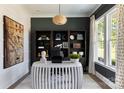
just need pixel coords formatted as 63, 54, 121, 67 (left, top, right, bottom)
95, 7, 117, 68
96, 17, 105, 62
108, 10, 118, 66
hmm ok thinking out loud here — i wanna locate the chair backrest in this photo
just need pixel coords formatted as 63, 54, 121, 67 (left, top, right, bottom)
51, 56, 62, 63
51, 47, 62, 63
51, 47, 61, 57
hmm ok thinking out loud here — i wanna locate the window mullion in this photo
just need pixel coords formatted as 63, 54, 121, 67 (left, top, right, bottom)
95, 22, 98, 62
108, 14, 112, 66
104, 16, 109, 66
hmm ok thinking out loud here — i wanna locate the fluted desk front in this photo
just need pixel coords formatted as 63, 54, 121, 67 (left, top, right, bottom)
31, 61, 83, 89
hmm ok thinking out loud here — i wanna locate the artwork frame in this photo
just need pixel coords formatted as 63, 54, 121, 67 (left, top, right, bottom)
3, 16, 24, 68
73, 43, 81, 49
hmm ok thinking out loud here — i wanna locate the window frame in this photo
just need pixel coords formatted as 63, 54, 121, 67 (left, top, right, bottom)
95, 6, 117, 69
107, 8, 117, 67
96, 17, 105, 64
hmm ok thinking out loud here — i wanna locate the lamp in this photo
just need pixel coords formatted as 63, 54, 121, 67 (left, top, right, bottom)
52, 4, 67, 25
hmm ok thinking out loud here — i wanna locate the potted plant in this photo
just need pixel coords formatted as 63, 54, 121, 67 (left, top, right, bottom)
69, 54, 80, 62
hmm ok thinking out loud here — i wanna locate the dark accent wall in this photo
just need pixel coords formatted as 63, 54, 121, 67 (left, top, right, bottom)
95, 63, 115, 83
31, 18, 90, 30
91, 4, 115, 19
31, 17, 90, 66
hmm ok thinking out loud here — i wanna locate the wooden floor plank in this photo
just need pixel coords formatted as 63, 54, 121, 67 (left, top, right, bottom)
89, 74, 111, 89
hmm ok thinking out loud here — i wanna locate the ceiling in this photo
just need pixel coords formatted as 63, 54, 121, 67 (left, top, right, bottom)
23, 4, 100, 17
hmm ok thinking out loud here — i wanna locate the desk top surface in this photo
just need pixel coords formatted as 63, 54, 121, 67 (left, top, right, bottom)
32, 61, 82, 68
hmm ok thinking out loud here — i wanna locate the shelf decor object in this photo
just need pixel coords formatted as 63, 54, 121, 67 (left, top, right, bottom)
72, 52, 77, 54
62, 34, 66, 40
55, 33, 61, 40
38, 37, 42, 40
69, 54, 80, 63
40, 51, 47, 64
3, 16, 24, 68
38, 46, 44, 49
52, 4, 67, 25
77, 34, 83, 40
79, 51, 84, 57
54, 44, 63, 48
70, 35, 74, 40
46, 37, 50, 40
62, 42, 68, 48
41, 35, 47, 40
73, 43, 81, 49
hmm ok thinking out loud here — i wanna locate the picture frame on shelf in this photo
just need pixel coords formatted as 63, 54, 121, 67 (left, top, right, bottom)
63, 42, 68, 48
73, 43, 81, 49
77, 34, 83, 40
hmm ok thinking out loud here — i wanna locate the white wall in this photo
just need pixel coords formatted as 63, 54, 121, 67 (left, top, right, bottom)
0, 4, 30, 89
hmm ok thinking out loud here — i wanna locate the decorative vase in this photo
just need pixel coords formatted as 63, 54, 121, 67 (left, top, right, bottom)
70, 58, 79, 62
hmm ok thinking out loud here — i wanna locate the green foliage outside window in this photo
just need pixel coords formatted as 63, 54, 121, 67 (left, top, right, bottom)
97, 19, 104, 60
111, 17, 117, 66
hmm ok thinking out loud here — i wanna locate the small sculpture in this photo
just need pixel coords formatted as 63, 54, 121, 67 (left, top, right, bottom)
40, 51, 47, 63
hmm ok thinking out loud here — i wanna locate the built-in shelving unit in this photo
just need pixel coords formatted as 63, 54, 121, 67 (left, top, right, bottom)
53, 31, 69, 60
69, 31, 85, 57
36, 31, 51, 60
35, 30, 86, 63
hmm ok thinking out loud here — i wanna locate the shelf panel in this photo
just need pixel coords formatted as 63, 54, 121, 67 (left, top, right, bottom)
70, 40, 84, 41
37, 40, 50, 41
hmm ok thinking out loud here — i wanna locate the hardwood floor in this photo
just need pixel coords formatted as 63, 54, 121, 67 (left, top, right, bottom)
89, 74, 111, 89
8, 73, 111, 89
14, 74, 102, 89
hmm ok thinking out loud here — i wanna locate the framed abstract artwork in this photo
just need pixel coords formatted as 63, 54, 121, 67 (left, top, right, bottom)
3, 16, 24, 68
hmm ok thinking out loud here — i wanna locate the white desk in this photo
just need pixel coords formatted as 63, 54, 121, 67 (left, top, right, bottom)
31, 61, 83, 89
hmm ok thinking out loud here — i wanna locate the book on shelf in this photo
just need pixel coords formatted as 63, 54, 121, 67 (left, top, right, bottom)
38, 46, 44, 49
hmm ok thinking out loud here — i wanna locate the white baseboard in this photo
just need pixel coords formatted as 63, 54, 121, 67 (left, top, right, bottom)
96, 71, 115, 89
